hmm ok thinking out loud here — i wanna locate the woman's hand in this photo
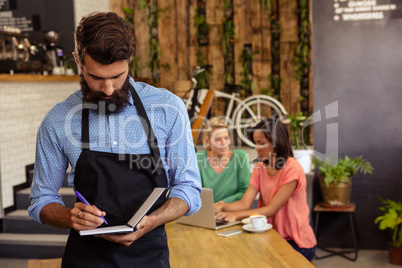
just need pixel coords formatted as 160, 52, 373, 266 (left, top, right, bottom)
214, 201, 226, 213
215, 211, 238, 222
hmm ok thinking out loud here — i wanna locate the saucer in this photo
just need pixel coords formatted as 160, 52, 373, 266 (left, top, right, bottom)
242, 223, 272, 233
241, 218, 251, 224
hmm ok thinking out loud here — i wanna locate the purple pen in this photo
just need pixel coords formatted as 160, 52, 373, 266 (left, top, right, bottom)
75, 191, 108, 225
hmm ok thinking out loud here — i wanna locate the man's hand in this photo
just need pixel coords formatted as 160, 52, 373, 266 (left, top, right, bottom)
70, 202, 106, 231
96, 197, 189, 246
96, 215, 156, 247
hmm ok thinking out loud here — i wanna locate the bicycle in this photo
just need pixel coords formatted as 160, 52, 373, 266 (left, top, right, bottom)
182, 65, 288, 148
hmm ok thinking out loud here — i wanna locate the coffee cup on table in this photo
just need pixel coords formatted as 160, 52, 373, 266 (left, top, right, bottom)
250, 215, 267, 230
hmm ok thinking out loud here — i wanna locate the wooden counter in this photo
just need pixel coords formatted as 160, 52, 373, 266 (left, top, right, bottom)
166, 222, 314, 268
0, 74, 80, 82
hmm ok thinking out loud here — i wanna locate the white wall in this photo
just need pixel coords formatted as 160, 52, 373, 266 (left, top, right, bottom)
73, 0, 110, 29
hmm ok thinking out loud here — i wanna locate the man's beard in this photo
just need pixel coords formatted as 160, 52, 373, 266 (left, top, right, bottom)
80, 74, 131, 114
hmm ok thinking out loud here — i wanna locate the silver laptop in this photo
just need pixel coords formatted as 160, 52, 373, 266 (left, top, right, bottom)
176, 188, 241, 230
79, 187, 166, 236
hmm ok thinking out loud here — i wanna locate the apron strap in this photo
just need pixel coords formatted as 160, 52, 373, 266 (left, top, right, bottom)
81, 108, 90, 150
128, 84, 164, 176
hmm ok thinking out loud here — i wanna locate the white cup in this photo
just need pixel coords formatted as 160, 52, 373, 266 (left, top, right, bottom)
250, 215, 267, 230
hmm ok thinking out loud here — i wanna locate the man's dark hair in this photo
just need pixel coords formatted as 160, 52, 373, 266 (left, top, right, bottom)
247, 118, 293, 169
75, 12, 136, 66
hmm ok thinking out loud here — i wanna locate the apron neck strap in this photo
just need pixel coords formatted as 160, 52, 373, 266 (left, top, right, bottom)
81, 108, 90, 150
128, 83, 162, 166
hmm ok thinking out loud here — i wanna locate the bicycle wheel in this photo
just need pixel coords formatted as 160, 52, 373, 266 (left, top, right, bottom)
232, 96, 287, 147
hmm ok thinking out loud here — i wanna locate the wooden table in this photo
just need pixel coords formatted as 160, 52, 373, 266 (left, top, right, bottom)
27, 222, 314, 267
166, 222, 314, 267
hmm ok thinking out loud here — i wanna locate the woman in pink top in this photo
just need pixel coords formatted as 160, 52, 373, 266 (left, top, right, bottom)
215, 119, 316, 261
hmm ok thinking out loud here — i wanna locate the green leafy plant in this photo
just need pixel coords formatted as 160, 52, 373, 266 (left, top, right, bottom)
260, 87, 275, 97
62, 55, 77, 74
375, 197, 402, 248
259, 0, 272, 11
240, 46, 256, 98
194, 0, 210, 89
194, 4, 210, 44
294, 0, 310, 81
286, 112, 308, 150
270, 14, 281, 100
148, 1, 168, 84
313, 156, 373, 187
123, 6, 140, 78
294, 0, 311, 116
222, 0, 235, 85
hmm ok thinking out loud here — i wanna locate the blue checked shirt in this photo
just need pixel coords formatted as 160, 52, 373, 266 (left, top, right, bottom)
28, 77, 202, 223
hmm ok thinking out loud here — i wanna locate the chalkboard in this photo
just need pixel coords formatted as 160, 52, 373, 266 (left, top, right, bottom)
312, 0, 402, 249
0, 0, 75, 55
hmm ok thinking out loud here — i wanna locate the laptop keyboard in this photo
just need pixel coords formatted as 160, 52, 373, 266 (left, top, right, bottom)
216, 219, 229, 226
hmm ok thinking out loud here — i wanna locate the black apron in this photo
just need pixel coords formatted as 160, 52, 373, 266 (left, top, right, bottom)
62, 84, 169, 268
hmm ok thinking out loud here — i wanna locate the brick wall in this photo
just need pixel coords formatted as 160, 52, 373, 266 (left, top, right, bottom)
0, 82, 78, 209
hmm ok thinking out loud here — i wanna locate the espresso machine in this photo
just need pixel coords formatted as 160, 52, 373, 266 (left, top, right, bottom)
43, 30, 64, 72
0, 26, 52, 73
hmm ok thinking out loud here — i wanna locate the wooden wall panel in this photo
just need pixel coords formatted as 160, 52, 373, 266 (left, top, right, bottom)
280, 0, 299, 115
176, 0, 189, 80
206, 0, 224, 92
158, 0, 177, 90
134, 4, 151, 78
109, 0, 312, 118
261, 8, 271, 62
206, 0, 225, 116
251, 0, 270, 93
280, 42, 300, 116
279, 0, 298, 42
233, 0, 252, 85
188, 0, 198, 77
110, 0, 129, 18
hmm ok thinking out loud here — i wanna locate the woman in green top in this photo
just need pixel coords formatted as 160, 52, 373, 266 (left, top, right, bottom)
196, 117, 250, 203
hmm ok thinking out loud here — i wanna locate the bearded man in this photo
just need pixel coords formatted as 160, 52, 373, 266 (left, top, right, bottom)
28, 12, 201, 267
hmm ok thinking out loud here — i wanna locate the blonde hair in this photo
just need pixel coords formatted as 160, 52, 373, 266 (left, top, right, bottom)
202, 117, 229, 150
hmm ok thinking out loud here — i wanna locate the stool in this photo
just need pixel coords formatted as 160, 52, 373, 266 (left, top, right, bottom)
314, 202, 359, 261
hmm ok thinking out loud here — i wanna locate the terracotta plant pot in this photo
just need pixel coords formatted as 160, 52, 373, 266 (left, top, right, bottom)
388, 243, 402, 265
319, 175, 353, 206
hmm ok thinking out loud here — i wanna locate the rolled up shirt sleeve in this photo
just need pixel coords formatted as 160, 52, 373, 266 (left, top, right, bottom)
28, 108, 69, 224
163, 96, 202, 215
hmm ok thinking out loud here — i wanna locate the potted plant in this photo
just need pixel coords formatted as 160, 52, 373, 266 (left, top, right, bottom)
374, 198, 402, 265
63, 55, 77, 75
285, 112, 313, 174
313, 155, 373, 206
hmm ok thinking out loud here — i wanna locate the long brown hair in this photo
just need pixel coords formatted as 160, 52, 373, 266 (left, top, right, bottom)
74, 12, 136, 66
248, 118, 293, 169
